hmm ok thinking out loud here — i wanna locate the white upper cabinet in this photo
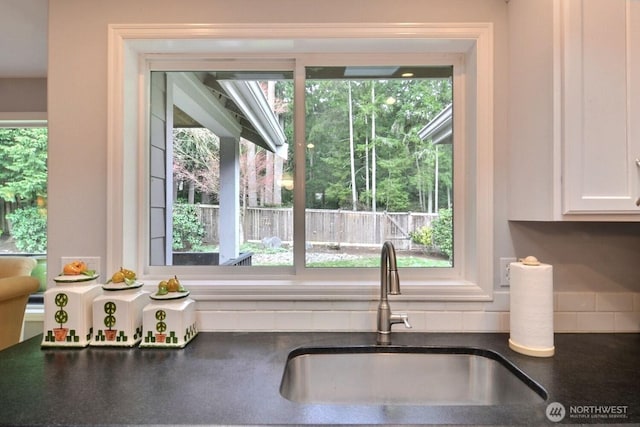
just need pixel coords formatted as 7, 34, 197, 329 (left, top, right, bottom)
563, 0, 640, 214
508, 0, 640, 221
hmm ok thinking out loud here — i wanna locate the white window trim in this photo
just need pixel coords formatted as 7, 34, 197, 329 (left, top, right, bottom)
107, 23, 494, 302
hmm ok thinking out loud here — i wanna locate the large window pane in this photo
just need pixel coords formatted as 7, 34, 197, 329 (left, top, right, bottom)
149, 71, 294, 267
148, 65, 455, 270
304, 66, 453, 268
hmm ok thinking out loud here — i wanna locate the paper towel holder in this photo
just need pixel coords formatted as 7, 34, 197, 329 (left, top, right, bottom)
508, 339, 555, 357
509, 257, 555, 358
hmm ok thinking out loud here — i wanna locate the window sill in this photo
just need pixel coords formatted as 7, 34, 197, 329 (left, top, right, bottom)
151, 279, 492, 302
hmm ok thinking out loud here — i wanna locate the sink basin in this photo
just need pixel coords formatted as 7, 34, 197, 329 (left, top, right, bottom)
280, 346, 547, 405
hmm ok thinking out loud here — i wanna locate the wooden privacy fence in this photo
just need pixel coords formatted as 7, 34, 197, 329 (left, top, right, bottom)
198, 205, 438, 250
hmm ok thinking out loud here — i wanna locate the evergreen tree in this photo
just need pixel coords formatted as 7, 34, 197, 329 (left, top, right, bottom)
0, 128, 48, 204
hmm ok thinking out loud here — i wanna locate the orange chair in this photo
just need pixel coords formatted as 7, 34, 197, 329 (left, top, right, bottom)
0, 257, 39, 351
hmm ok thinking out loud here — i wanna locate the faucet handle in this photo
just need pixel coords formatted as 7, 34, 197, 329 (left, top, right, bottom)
400, 313, 412, 329
391, 312, 412, 329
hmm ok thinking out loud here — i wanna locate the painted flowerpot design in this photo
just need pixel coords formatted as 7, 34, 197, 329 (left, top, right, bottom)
53, 328, 68, 341
53, 293, 69, 341
103, 301, 117, 341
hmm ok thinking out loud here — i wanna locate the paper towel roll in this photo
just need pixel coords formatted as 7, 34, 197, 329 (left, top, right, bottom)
509, 261, 555, 357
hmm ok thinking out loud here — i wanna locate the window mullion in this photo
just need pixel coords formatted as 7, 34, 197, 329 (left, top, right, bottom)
293, 59, 307, 275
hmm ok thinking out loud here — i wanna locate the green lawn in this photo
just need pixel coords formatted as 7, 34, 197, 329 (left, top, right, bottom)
203, 242, 452, 268
306, 256, 451, 268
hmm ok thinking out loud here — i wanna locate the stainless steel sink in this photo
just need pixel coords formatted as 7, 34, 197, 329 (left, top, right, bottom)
280, 346, 547, 405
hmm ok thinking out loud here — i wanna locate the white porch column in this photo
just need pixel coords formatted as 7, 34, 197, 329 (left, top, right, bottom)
218, 136, 240, 264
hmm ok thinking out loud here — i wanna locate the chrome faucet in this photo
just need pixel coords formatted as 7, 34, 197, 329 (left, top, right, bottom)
376, 241, 411, 345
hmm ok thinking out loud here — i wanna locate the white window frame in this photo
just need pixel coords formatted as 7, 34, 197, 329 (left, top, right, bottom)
107, 23, 494, 302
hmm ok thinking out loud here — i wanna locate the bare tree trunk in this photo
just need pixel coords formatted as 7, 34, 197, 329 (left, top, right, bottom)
348, 81, 357, 211
0, 202, 4, 233
365, 131, 370, 203
273, 154, 283, 205
246, 142, 257, 206
173, 180, 179, 202
434, 145, 439, 212
188, 181, 195, 204
415, 157, 424, 210
371, 82, 377, 213
264, 151, 274, 205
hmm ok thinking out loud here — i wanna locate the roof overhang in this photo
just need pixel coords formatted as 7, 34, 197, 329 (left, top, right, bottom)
418, 103, 452, 145
171, 71, 288, 159
171, 72, 242, 139
218, 80, 288, 159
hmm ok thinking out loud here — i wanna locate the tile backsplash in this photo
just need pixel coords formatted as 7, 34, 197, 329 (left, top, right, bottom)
195, 291, 640, 333
555, 292, 640, 332
23, 291, 640, 341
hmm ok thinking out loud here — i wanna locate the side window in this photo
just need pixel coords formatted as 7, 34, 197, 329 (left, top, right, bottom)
0, 125, 48, 291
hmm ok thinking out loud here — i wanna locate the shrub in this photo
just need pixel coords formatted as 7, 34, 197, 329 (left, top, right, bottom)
432, 207, 453, 260
172, 202, 205, 252
7, 206, 47, 253
409, 225, 433, 248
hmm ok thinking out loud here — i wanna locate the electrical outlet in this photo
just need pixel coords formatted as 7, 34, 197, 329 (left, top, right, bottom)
60, 256, 101, 275
499, 257, 516, 287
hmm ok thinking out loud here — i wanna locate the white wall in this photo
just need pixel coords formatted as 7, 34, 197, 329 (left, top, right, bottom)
45, 0, 640, 332
47, 0, 509, 278
0, 78, 46, 112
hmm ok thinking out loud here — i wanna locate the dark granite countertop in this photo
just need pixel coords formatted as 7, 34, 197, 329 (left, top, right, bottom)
0, 332, 638, 426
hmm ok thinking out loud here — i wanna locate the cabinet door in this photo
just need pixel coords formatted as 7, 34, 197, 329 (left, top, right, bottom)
562, 0, 640, 214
